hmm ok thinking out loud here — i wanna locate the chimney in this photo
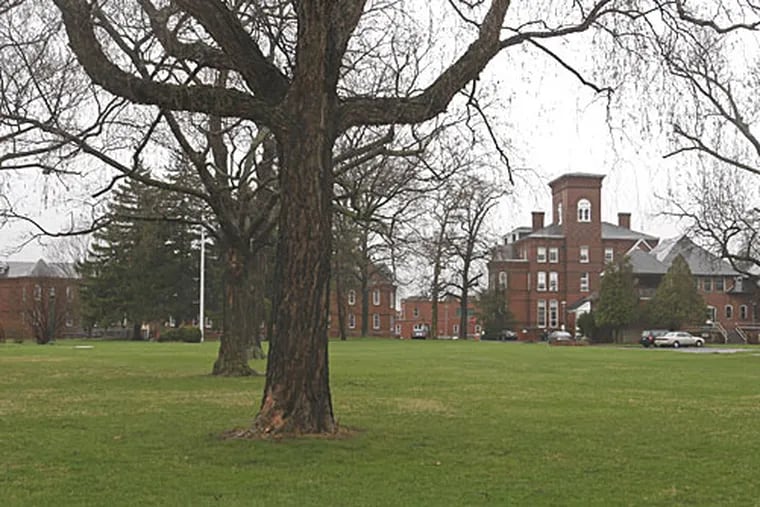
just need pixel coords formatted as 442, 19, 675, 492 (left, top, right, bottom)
618, 212, 631, 229
532, 211, 545, 232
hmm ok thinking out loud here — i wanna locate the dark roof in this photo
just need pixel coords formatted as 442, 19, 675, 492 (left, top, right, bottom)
651, 236, 739, 276
0, 259, 79, 279
548, 173, 605, 186
524, 223, 564, 239
628, 249, 669, 275
601, 222, 658, 241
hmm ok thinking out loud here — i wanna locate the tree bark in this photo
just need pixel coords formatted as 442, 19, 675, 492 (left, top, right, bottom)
254, 4, 339, 434
212, 244, 258, 376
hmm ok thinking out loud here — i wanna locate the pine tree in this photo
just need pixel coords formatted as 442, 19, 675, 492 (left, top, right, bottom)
648, 254, 708, 329
594, 257, 638, 343
78, 172, 200, 339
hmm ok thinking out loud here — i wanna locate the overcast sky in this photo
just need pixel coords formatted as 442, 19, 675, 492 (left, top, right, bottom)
0, 5, 701, 263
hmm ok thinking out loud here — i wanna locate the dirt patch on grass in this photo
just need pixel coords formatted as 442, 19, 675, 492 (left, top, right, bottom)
219, 425, 362, 441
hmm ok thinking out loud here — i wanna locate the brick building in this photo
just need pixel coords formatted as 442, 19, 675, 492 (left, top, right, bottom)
487, 173, 758, 341
328, 265, 396, 338
396, 295, 480, 339
0, 259, 82, 341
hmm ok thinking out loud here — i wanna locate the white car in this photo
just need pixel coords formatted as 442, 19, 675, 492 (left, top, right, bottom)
653, 331, 704, 348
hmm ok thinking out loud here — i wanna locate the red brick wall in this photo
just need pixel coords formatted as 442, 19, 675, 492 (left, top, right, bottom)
0, 277, 81, 340
397, 297, 480, 338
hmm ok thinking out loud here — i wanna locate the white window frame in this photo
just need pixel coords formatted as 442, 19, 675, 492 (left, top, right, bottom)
580, 272, 589, 292
537, 247, 547, 263
549, 300, 559, 328
348, 313, 356, 329
498, 271, 507, 289
372, 313, 381, 330
549, 272, 558, 292
707, 306, 717, 322
537, 271, 547, 292
740, 305, 748, 320
557, 203, 563, 225
549, 247, 559, 263
578, 199, 591, 222
33, 284, 42, 301
372, 289, 381, 306
453, 324, 459, 334
725, 305, 733, 320
347, 289, 356, 306
537, 300, 547, 328
66, 286, 74, 301
580, 246, 589, 264
715, 277, 725, 292
395, 324, 401, 335
604, 248, 614, 264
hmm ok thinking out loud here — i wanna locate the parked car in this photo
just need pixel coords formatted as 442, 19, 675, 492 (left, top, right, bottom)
411, 324, 428, 340
640, 329, 669, 348
482, 329, 518, 341
548, 330, 574, 343
654, 331, 705, 348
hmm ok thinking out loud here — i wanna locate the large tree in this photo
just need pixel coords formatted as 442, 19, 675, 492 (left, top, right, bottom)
0, 0, 735, 436
648, 254, 708, 330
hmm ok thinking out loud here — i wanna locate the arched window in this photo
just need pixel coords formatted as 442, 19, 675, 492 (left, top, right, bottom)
740, 305, 748, 320
577, 199, 591, 222
372, 289, 381, 306
347, 289, 356, 306
372, 313, 380, 330
348, 313, 356, 329
498, 271, 507, 289
725, 305, 734, 319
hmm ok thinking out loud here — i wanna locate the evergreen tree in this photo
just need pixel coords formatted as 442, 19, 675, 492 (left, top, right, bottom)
476, 285, 514, 338
648, 254, 708, 329
594, 257, 638, 343
78, 172, 200, 339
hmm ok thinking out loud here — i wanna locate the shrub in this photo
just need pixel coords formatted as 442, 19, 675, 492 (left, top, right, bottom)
157, 326, 201, 343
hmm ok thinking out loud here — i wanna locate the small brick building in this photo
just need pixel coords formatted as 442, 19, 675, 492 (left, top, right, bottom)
0, 259, 81, 341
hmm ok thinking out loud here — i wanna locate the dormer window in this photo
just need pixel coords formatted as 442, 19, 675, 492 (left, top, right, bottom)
577, 199, 591, 222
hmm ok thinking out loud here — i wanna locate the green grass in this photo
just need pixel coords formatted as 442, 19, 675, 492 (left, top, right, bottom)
2, 340, 760, 506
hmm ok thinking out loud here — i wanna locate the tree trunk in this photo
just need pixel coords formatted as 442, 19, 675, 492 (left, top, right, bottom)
131, 322, 142, 341
459, 262, 471, 340
212, 244, 258, 376
253, 13, 338, 433
335, 270, 348, 341
431, 261, 441, 339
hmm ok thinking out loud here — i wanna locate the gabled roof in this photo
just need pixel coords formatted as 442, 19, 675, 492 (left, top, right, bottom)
650, 236, 739, 277
601, 222, 658, 241
628, 249, 669, 275
0, 259, 79, 279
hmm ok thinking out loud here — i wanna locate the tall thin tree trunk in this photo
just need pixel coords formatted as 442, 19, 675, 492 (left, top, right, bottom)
335, 271, 348, 341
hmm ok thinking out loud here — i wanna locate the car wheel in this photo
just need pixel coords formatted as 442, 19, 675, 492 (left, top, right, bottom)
673, 341, 680, 348
696, 340, 703, 348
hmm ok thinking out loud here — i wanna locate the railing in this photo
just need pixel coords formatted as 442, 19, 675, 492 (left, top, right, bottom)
735, 325, 760, 344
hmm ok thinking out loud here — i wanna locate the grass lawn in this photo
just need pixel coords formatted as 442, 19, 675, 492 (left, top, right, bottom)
1, 339, 760, 506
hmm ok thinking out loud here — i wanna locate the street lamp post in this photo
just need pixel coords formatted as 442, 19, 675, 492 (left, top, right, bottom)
199, 225, 205, 343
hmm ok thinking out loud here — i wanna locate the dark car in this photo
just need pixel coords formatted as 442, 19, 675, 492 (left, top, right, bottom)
640, 329, 668, 348
481, 329, 518, 341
